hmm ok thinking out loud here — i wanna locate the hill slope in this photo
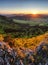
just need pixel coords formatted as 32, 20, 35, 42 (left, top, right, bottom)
0, 32, 48, 65
0, 15, 48, 38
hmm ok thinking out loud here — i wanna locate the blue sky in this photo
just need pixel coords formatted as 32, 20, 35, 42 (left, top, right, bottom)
0, 0, 48, 14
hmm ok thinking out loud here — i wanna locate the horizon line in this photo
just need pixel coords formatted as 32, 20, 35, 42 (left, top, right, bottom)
0, 13, 48, 15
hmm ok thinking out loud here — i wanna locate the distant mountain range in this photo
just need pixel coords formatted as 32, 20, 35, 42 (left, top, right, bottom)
1, 14, 48, 20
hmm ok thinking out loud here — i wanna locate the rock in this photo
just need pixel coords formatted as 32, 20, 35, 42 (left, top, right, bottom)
0, 57, 4, 65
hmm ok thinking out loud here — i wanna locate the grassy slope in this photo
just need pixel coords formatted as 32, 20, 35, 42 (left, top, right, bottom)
0, 15, 48, 38
13, 18, 48, 26
12, 32, 48, 50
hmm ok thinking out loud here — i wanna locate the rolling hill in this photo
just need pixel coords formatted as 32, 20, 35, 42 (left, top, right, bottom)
0, 15, 48, 38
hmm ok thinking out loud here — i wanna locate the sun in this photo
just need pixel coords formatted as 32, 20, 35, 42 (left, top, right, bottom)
32, 11, 38, 15
32, 12, 37, 14
32, 11, 38, 17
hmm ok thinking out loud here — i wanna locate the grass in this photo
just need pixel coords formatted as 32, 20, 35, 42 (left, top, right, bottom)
13, 18, 48, 26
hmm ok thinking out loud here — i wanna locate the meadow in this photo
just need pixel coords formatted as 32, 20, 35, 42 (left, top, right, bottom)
13, 18, 48, 26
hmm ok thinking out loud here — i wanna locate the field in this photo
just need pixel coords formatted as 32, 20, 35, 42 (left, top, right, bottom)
13, 18, 48, 26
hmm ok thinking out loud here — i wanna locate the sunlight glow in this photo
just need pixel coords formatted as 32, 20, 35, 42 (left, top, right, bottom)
32, 11, 38, 14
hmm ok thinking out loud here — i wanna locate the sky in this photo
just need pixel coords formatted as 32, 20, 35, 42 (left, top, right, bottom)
0, 0, 48, 14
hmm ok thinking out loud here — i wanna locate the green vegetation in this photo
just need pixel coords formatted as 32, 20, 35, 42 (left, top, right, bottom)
13, 18, 48, 26
0, 15, 48, 38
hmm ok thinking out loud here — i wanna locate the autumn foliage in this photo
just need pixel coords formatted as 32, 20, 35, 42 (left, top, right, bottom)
0, 32, 48, 51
